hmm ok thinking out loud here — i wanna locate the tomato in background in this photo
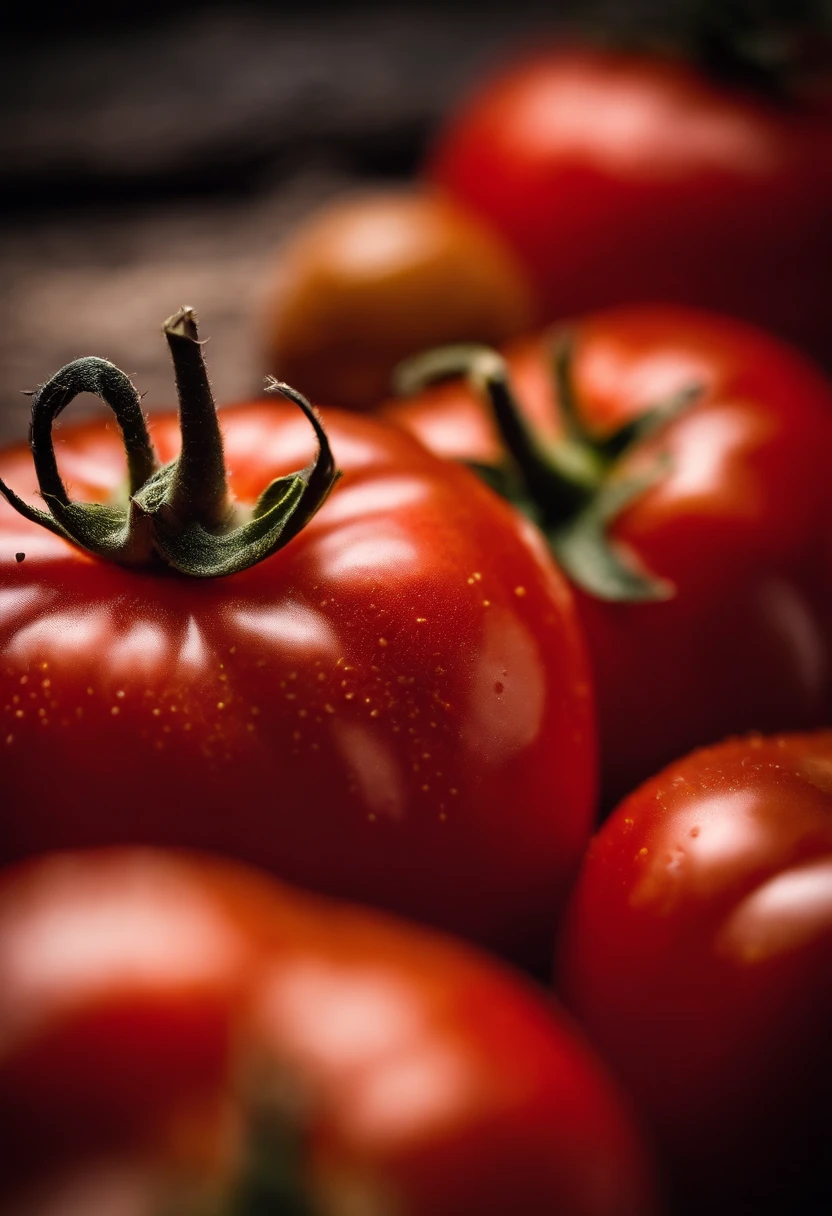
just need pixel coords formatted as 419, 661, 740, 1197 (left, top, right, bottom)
0, 848, 662, 1216
385, 304, 832, 807
428, 44, 832, 367
0, 311, 596, 970
263, 188, 534, 410
557, 731, 832, 1215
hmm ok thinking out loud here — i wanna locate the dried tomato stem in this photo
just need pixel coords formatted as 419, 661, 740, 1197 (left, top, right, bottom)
163, 307, 231, 530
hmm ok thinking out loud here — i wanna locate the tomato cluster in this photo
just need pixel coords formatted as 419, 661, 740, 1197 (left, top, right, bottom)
2, 9, 832, 1216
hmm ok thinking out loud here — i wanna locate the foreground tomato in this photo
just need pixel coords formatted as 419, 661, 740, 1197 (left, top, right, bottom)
0, 310, 595, 968
0, 848, 662, 1216
557, 731, 832, 1215
385, 304, 832, 806
428, 42, 832, 365
263, 187, 534, 410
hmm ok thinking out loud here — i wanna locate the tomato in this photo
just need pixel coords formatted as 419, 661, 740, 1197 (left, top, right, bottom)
384, 304, 832, 806
0, 847, 662, 1216
557, 730, 832, 1215
263, 187, 534, 410
427, 43, 832, 366
0, 309, 595, 969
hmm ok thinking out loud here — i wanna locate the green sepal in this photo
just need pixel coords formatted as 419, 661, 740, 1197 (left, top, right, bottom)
396, 334, 700, 604
595, 384, 701, 462
153, 1060, 318, 1216
147, 473, 309, 579
463, 459, 527, 507
42, 497, 154, 565
0, 312, 341, 580
549, 463, 676, 602
0, 478, 75, 544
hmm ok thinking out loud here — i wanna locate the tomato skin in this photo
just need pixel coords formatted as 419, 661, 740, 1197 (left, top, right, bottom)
384, 304, 832, 806
0, 848, 662, 1216
0, 401, 595, 967
428, 46, 832, 365
557, 731, 832, 1214
263, 188, 534, 410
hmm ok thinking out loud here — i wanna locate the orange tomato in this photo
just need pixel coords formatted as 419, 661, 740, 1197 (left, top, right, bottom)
263, 188, 535, 409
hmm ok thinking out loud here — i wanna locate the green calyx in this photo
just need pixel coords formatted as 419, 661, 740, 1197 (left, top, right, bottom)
155, 1062, 319, 1216
395, 336, 700, 603
0, 308, 340, 578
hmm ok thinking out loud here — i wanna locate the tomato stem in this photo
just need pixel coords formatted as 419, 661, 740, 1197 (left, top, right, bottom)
164, 308, 232, 531
0, 311, 342, 578
395, 336, 699, 602
396, 344, 602, 509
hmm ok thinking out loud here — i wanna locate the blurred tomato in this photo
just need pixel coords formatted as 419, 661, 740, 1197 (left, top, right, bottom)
263, 188, 534, 409
428, 44, 832, 365
0, 848, 662, 1216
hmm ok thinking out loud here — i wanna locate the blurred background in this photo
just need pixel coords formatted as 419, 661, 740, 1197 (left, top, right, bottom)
0, 0, 674, 436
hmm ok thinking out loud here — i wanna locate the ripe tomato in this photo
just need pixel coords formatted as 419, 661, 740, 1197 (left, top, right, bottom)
0, 310, 595, 968
385, 304, 832, 806
428, 44, 832, 365
0, 848, 662, 1216
557, 731, 832, 1215
263, 187, 534, 410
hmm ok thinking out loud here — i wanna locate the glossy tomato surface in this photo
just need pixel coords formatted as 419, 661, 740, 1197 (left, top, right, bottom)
264, 188, 534, 410
385, 305, 832, 806
0, 848, 662, 1216
429, 46, 832, 365
557, 731, 832, 1214
0, 398, 595, 966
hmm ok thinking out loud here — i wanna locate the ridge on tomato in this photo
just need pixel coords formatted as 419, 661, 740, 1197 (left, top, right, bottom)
426, 36, 832, 366
0, 848, 662, 1216
385, 304, 832, 807
0, 309, 596, 970
557, 730, 832, 1215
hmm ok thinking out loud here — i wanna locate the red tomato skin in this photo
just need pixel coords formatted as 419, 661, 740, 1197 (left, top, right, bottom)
0, 404, 595, 968
557, 731, 832, 1214
0, 848, 662, 1216
385, 304, 832, 806
429, 46, 832, 365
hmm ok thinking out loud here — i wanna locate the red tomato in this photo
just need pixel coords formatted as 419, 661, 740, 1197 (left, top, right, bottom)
385, 305, 832, 806
557, 731, 832, 1214
0, 311, 595, 969
428, 44, 832, 366
0, 848, 662, 1216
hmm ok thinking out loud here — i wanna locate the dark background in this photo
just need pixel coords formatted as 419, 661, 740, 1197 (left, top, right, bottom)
0, 1, 676, 438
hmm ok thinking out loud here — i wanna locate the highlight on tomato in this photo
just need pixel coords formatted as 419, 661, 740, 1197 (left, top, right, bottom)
0, 847, 663, 1216
557, 730, 832, 1215
0, 308, 596, 969
262, 187, 535, 410
426, 17, 832, 366
385, 303, 832, 807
